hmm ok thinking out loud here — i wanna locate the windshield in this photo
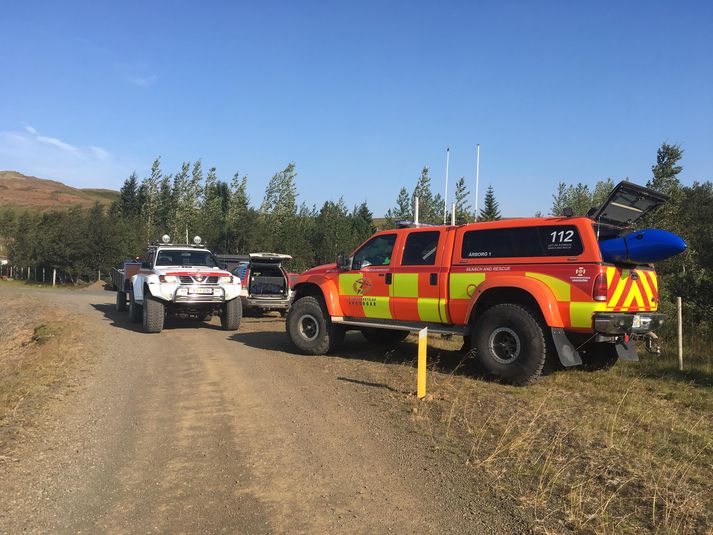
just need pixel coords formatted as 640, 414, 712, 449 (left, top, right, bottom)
155, 249, 219, 267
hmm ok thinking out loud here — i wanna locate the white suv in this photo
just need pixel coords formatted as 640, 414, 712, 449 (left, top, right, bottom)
125, 238, 242, 333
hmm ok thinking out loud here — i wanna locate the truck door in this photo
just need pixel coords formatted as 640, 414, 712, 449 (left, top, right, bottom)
338, 233, 398, 319
391, 229, 447, 323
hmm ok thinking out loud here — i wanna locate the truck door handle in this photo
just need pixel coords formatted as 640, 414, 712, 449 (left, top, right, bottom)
430, 273, 437, 286
385, 273, 392, 285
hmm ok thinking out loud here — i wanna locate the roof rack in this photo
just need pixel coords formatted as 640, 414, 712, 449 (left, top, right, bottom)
395, 220, 440, 229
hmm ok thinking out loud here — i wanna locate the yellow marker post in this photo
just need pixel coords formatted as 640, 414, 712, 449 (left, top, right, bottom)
417, 327, 428, 399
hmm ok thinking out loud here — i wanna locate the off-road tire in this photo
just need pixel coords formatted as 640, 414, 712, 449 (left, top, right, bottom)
473, 303, 547, 386
129, 290, 142, 323
142, 295, 165, 333
286, 296, 345, 355
361, 328, 409, 345
221, 298, 242, 331
580, 342, 619, 371
116, 290, 127, 312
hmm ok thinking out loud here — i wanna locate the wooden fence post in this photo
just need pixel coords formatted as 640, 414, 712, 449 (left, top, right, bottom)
677, 296, 683, 371
52, 268, 56, 288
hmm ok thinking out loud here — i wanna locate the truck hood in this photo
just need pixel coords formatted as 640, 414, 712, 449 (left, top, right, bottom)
301, 263, 337, 277
159, 266, 232, 277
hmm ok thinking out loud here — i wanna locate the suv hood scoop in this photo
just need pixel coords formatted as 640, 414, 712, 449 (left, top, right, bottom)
589, 181, 668, 227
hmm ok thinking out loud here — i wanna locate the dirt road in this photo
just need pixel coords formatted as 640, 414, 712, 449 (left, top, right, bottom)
0, 286, 528, 534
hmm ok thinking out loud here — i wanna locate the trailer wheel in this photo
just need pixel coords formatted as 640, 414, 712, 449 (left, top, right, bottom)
221, 298, 242, 331
142, 295, 165, 333
473, 303, 547, 385
580, 343, 619, 371
286, 296, 344, 355
361, 328, 409, 345
129, 290, 142, 323
116, 290, 127, 312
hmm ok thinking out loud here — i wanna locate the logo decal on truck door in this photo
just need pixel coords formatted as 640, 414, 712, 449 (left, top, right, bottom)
352, 278, 373, 295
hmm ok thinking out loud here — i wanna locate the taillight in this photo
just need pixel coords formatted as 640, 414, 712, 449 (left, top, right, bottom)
593, 273, 607, 302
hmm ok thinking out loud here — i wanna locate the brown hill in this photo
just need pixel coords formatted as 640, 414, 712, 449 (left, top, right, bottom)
0, 171, 119, 211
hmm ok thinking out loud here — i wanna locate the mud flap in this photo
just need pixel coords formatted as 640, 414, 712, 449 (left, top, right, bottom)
551, 328, 582, 367
615, 338, 639, 361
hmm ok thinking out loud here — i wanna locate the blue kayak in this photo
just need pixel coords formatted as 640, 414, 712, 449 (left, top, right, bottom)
599, 228, 687, 264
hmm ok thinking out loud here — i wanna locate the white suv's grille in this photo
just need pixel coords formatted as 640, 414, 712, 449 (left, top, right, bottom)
178, 275, 219, 284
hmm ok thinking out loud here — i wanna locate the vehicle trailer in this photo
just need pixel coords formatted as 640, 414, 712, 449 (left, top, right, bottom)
111, 259, 142, 311
286, 181, 685, 385
114, 236, 243, 333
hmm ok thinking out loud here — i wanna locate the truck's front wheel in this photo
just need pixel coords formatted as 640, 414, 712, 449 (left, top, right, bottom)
221, 298, 242, 331
286, 296, 344, 355
473, 304, 547, 385
142, 295, 165, 333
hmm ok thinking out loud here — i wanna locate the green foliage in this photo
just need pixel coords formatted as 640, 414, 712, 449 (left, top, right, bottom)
478, 185, 501, 221
550, 179, 615, 216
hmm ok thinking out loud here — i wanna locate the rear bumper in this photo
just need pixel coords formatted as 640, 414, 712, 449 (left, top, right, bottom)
593, 312, 665, 335
242, 296, 290, 309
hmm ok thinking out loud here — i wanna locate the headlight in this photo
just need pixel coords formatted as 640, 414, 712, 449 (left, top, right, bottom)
159, 275, 180, 283
218, 276, 234, 284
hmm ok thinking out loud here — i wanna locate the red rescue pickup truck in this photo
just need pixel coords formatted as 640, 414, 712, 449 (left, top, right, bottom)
286, 182, 672, 385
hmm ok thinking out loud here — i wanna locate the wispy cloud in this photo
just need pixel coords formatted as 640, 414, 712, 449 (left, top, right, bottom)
89, 145, 111, 160
116, 62, 158, 88
36, 135, 80, 154
0, 124, 126, 188
127, 73, 158, 87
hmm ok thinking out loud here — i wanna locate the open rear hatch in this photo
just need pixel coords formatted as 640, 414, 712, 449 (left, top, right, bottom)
589, 181, 668, 228
248, 253, 292, 298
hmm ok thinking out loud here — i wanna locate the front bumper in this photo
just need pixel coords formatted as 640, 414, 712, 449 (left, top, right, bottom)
593, 312, 665, 335
173, 285, 226, 304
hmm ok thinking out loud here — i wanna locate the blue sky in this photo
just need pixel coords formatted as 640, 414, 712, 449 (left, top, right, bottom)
1, 1, 711, 217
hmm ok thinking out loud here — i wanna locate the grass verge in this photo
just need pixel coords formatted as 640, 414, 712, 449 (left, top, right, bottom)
0, 291, 89, 456
360, 337, 712, 534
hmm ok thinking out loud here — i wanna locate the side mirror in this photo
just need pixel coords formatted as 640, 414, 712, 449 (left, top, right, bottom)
336, 252, 351, 271
220, 263, 228, 270
141, 260, 152, 269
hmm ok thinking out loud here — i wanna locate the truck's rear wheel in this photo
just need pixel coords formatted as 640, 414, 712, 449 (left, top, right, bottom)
580, 342, 619, 371
116, 290, 127, 312
129, 290, 142, 323
473, 304, 547, 385
286, 296, 344, 355
361, 328, 409, 345
142, 295, 165, 333
221, 298, 242, 331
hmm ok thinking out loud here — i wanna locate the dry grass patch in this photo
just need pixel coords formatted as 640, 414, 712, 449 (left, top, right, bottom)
360, 336, 712, 534
0, 290, 90, 455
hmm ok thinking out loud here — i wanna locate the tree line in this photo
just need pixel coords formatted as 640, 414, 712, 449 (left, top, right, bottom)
0, 144, 710, 338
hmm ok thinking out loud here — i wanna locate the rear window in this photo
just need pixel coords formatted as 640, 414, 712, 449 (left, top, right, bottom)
461, 225, 583, 259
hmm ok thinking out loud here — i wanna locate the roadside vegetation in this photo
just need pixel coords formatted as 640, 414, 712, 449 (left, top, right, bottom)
355, 335, 712, 534
0, 286, 89, 456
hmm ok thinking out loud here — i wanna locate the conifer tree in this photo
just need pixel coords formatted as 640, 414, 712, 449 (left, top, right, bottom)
454, 176, 472, 224
478, 185, 501, 221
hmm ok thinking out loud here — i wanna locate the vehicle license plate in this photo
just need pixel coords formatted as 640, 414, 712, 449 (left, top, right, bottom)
190, 287, 214, 295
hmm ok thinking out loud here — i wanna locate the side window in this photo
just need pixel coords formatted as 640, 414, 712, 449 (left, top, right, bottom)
402, 231, 440, 266
461, 225, 583, 259
352, 234, 397, 269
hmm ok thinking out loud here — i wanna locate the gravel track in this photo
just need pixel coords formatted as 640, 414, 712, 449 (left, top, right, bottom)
0, 286, 528, 533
